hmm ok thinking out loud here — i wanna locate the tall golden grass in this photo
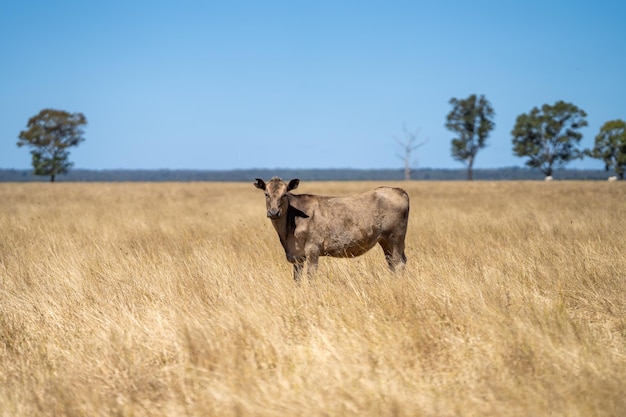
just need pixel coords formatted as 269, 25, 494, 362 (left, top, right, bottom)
1, 181, 625, 417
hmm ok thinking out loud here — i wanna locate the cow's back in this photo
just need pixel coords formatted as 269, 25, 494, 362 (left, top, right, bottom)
290, 187, 409, 257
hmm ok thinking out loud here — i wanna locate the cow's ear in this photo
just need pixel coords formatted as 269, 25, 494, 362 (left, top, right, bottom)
287, 179, 300, 191
254, 178, 266, 190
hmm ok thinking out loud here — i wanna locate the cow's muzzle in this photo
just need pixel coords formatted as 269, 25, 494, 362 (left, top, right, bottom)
267, 209, 281, 219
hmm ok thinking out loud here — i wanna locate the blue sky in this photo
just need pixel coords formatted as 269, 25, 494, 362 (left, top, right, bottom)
2, 1, 625, 171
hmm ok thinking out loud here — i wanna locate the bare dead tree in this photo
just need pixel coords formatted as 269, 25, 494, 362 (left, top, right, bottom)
395, 124, 428, 180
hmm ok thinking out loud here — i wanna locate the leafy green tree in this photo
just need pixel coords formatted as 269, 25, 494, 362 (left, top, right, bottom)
511, 101, 587, 178
17, 109, 87, 182
445, 94, 495, 180
586, 119, 626, 180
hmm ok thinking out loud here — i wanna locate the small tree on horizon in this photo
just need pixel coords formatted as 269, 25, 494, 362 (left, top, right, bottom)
445, 94, 495, 180
511, 101, 587, 178
586, 119, 626, 180
17, 109, 87, 182
394, 124, 427, 180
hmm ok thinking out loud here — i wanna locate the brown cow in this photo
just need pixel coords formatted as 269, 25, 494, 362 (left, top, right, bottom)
254, 177, 409, 281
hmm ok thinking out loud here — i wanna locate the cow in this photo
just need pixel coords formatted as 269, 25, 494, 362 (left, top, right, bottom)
254, 177, 409, 281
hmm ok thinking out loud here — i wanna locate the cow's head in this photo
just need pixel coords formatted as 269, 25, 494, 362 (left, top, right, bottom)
254, 177, 299, 219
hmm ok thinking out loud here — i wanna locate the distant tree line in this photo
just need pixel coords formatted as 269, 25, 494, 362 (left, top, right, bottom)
0, 167, 612, 182
12, 105, 626, 181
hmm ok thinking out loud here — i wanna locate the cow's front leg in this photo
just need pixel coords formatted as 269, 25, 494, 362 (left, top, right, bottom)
305, 245, 320, 277
287, 253, 305, 282
293, 261, 304, 282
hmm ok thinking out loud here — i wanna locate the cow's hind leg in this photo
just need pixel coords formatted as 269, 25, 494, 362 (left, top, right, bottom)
379, 238, 406, 273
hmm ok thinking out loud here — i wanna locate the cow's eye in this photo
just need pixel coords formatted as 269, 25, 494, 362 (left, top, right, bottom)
265, 193, 269, 199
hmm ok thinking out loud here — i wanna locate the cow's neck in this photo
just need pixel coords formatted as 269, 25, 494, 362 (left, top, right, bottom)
270, 194, 309, 260
271, 205, 296, 247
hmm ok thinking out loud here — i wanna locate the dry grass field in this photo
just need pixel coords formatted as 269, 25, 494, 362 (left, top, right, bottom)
0, 180, 625, 417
